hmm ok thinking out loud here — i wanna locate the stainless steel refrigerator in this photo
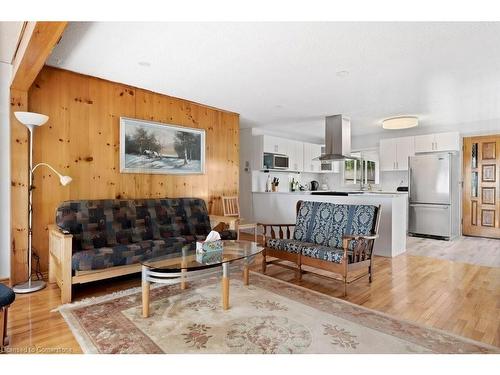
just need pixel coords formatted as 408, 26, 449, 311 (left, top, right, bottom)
408, 152, 460, 240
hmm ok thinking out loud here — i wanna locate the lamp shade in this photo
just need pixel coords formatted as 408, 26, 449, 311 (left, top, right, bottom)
382, 116, 418, 130
59, 175, 73, 186
14, 111, 49, 128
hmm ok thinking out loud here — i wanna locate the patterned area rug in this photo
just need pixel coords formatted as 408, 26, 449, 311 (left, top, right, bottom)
57, 271, 498, 354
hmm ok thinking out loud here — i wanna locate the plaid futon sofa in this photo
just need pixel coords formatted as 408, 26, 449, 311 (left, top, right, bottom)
261, 200, 381, 296
55, 198, 235, 272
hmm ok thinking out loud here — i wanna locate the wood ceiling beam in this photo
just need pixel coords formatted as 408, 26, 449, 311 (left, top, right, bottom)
9, 21, 67, 285
10, 21, 67, 91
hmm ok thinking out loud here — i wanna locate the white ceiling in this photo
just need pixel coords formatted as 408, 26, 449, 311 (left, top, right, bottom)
47, 22, 500, 143
0, 22, 24, 64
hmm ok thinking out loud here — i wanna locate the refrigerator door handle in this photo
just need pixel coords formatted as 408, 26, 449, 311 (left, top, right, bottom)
409, 203, 449, 209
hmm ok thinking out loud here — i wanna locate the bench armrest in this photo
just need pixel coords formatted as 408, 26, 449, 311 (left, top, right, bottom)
342, 233, 378, 263
342, 234, 379, 241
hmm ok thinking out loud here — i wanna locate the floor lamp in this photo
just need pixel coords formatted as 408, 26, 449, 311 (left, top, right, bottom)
12, 111, 73, 294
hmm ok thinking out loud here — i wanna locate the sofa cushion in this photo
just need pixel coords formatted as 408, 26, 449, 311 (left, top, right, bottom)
56, 198, 214, 253
155, 199, 184, 238
133, 200, 160, 241
182, 198, 212, 237
71, 237, 189, 271
294, 201, 377, 249
56, 200, 117, 251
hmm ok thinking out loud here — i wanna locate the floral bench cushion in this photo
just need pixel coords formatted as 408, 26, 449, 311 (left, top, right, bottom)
267, 238, 309, 254
293, 201, 377, 249
267, 238, 345, 263
301, 245, 344, 263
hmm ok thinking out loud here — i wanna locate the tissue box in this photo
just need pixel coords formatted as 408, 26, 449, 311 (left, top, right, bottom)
196, 239, 223, 253
196, 250, 223, 265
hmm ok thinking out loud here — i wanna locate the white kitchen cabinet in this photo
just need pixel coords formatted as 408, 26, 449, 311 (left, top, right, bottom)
263, 135, 289, 155
379, 139, 398, 171
379, 136, 415, 171
288, 140, 304, 171
396, 137, 414, 170
414, 134, 434, 153
303, 142, 322, 172
414, 132, 460, 153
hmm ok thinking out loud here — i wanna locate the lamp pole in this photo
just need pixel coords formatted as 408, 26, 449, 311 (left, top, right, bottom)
13, 124, 46, 293
12, 112, 72, 294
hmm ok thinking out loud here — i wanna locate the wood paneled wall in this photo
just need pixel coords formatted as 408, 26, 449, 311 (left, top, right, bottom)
10, 89, 29, 282
28, 66, 239, 272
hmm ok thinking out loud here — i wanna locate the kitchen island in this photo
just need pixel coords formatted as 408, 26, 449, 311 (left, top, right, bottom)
252, 191, 407, 257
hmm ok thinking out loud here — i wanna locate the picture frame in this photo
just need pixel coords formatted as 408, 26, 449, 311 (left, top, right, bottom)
119, 117, 205, 175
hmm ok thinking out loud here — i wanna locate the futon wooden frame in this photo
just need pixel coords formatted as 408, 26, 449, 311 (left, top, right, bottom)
48, 225, 145, 304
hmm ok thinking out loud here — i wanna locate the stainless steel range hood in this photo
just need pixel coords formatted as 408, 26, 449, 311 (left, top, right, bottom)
318, 114, 356, 161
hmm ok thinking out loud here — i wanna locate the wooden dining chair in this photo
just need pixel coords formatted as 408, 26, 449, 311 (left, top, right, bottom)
221, 196, 258, 242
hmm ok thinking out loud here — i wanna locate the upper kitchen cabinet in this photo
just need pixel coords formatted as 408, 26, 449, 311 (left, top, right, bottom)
414, 132, 460, 153
303, 142, 322, 172
379, 136, 415, 171
262, 135, 289, 154
288, 140, 304, 171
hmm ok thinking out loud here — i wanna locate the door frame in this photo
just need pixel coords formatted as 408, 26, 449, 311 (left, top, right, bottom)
462, 134, 500, 239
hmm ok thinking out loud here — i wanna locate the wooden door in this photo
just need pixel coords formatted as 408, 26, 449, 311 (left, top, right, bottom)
463, 135, 500, 238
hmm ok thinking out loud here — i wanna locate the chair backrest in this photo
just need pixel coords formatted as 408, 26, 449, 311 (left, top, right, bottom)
222, 196, 240, 217
294, 200, 379, 249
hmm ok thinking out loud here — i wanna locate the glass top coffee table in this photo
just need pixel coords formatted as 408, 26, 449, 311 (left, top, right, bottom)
140, 240, 263, 317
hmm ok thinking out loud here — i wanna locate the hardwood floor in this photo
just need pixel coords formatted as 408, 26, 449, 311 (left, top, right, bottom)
5, 238, 500, 353
407, 235, 500, 268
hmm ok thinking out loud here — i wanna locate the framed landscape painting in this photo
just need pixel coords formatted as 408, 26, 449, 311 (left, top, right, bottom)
120, 117, 205, 175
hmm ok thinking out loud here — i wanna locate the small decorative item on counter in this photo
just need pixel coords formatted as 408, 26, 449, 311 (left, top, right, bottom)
196, 231, 223, 253
265, 174, 272, 192
271, 177, 279, 192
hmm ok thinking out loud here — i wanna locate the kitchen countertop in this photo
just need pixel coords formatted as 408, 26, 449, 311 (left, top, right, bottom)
252, 190, 408, 196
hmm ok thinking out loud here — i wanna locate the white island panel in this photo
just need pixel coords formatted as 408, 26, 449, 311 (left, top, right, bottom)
252, 193, 407, 257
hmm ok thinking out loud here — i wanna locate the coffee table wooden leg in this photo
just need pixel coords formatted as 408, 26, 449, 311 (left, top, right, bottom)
243, 263, 249, 286
181, 248, 188, 290
142, 266, 150, 318
222, 262, 229, 310
181, 268, 187, 290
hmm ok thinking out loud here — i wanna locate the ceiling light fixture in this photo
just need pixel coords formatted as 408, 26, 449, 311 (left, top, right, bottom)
138, 61, 151, 67
336, 70, 349, 78
382, 116, 418, 130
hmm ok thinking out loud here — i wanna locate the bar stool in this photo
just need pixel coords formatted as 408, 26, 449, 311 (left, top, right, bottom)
0, 284, 15, 349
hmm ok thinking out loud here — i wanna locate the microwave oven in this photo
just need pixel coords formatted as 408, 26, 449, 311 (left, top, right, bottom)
263, 153, 289, 169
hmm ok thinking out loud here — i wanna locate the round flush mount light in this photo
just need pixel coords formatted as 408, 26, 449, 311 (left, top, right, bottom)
382, 116, 418, 130
138, 61, 151, 67
336, 70, 349, 78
